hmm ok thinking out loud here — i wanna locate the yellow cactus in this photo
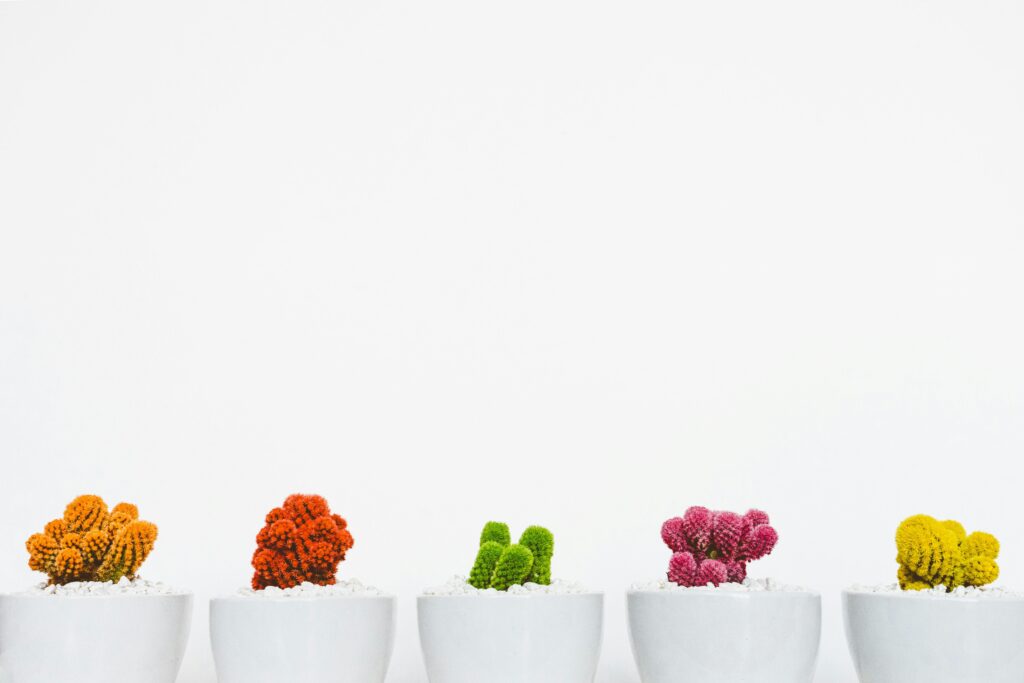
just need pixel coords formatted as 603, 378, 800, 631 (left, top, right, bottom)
25, 494, 158, 585
895, 514, 999, 591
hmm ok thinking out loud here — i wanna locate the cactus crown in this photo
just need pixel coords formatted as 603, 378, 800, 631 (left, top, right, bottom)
468, 521, 554, 591
662, 506, 778, 587
895, 514, 1000, 591
25, 494, 158, 585
251, 494, 355, 590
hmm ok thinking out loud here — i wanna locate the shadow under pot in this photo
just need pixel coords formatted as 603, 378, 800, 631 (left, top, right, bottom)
627, 589, 821, 683
843, 589, 1024, 683
0, 592, 193, 683
417, 592, 604, 683
210, 593, 396, 683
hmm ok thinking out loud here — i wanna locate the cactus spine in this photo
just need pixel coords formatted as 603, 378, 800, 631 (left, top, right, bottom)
25, 495, 158, 585
468, 521, 554, 591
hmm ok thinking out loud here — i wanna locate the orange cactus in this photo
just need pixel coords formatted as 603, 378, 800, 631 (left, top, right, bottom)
25, 495, 158, 585
251, 494, 354, 590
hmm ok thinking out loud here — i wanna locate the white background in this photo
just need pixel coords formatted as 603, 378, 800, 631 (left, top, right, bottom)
1, 1, 1022, 681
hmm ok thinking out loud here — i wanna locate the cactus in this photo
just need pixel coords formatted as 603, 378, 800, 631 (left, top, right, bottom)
490, 545, 534, 590
468, 521, 554, 591
662, 506, 777, 587
251, 494, 354, 590
469, 541, 506, 588
25, 495, 158, 585
519, 526, 554, 585
895, 514, 999, 591
481, 521, 511, 547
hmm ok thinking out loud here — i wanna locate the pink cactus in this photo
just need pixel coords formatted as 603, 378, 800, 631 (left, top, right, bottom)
663, 506, 777, 587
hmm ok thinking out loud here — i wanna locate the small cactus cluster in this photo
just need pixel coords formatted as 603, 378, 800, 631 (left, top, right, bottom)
25, 494, 158, 585
895, 514, 999, 591
469, 522, 554, 590
252, 494, 354, 590
662, 506, 778, 587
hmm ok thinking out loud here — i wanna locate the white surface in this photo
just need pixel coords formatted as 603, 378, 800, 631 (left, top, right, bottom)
0, 593, 193, 683
842, 590, 1024, 683
210, 594, 396, 683
234, 579, 383, 598
627, 590, 821, 683
418, 593, 603, 683
1, 1, 1023, 682
422, 575, 587, 596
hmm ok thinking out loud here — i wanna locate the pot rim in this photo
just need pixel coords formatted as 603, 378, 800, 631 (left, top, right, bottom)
842, 588, 1024, 603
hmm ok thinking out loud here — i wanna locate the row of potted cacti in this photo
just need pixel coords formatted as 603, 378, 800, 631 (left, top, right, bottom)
0, 494, 1016, 683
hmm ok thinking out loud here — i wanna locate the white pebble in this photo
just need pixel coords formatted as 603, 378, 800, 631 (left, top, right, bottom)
848, 583, 1024, 598
13, 578, 182, 597
237, 579, 383, 598
422, 575, 589, 596
630, 577, 812, 593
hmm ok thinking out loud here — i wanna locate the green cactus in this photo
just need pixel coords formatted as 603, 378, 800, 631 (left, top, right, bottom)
469, 541, 505, 589
467, 521, 555, 591
519, 526, 554, 585
480, 521, 511, 547
490, 544, 534, 590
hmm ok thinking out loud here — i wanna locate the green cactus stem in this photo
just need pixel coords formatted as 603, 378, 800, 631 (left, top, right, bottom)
469, 541, 505, 589
480, 521, 511, 547
490, 544, 534, 590
519, 526, 554, 585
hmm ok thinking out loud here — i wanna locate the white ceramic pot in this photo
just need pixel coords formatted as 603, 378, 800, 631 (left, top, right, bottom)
210, 594, 396, 683
627, 589, 821, 683
0, 592, 193, 683
843, 589, 1024, 683
417, 593, 604, 683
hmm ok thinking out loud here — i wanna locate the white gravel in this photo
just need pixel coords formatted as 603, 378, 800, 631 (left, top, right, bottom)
13, 578, 183, 596
423, 575, 589, 596
848, 583, 1024, 598
631, 577, 812, 593
236, 579, 383, 598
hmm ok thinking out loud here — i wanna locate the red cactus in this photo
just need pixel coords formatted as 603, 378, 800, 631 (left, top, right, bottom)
251, 494, 354, 590
663, 506, 777, 587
